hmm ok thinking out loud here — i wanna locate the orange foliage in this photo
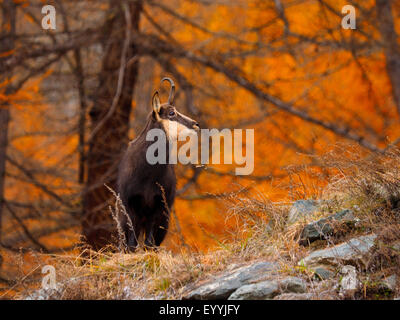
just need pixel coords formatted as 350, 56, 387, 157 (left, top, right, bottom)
1, 1, 400, 292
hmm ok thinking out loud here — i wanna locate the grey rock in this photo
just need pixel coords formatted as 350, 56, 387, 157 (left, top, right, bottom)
340, 265, 360, 296
23, 277, 83, 300
288, 200, 319, 224
299, 210, 358, 246
312, 279, 339, 299
390, 241, 400, 252
24, 287, 63, 300
380, 275, 397, 292
274, 293, 313, 300
183, 261, 278, 300
314, 266, 336, 280
299, 234, 377, 268
279, 277, 307, 293
228, 280, 279, 300
228, 276, 307, 300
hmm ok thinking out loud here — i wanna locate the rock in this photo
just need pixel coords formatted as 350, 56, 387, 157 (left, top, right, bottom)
228, 276, 306, 300
228, 280, 279, 300
24, 287, 63, 300
390, 241, 400, 252
299, 210, 358, 246
273, 293, 313, 300
279, 277, 307, 293
380, 275, 397, 292
314, 266, 336, 280
339, 265, 361, 296
288, 200, 319, 224
183, 261, 278, 300
311, 279, 339, 299
121, 286, 139, 300
299, 234, 377, 268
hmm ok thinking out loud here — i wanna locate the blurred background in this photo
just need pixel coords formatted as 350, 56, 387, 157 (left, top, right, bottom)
0, 0, 399, 292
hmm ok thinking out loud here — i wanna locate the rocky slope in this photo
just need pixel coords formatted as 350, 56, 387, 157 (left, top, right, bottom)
23, 199, 400, 300
181, 200, 399, 300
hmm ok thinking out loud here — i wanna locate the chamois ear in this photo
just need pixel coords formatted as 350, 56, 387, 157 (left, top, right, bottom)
152, 91, 161, 114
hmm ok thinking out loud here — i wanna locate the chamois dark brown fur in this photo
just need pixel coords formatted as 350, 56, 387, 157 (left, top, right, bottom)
117, 78, 199, 251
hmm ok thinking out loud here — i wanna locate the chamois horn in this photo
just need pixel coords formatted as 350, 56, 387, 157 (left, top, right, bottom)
161, 77, 175, 105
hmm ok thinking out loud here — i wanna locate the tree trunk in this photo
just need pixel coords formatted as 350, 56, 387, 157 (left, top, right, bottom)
82, 0, 142, 250
74, 48, 87, 185
0, 110, 9, 244
0, 0, 16, 245
376, 0, 400, 117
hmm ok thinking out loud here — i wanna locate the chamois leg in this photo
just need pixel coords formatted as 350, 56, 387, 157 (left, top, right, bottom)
124, 216, 141, 252
125, 227, 137, 252
153, 212, 169, 247
124, 195, 144, 252
143, 217, 156, 249
144, 210, 170, 248
143, 209, 169, 249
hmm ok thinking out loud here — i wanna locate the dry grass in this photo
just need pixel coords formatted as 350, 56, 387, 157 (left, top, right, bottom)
5, 145, 400, 299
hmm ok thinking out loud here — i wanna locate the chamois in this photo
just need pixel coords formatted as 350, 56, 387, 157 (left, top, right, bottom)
117, 78, 199, 251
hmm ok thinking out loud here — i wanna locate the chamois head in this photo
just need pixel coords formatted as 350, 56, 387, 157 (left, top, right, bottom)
151, 77, 200, 141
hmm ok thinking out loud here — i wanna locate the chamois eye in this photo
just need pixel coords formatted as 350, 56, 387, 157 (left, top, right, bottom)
168, 110, 176, 117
